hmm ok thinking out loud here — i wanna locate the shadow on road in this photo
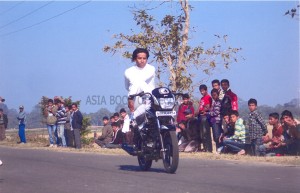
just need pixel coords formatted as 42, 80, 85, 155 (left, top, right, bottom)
119, 165, 165, 173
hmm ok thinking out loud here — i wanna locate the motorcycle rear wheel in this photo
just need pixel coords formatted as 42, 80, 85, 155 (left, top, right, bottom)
162, 131, 179, 174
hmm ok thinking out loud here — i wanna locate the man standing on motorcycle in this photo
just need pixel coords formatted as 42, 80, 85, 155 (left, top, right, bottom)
124, 48, 156, 145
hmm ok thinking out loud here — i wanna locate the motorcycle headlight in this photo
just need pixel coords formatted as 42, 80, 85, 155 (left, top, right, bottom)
159, 98, 175, 109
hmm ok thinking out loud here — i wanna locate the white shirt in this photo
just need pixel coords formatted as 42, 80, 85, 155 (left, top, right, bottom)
124, 63, 155, 95
124, 63, 155, 111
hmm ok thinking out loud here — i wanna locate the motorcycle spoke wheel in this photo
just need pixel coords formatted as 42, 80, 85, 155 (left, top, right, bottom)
163, 131, 179, 174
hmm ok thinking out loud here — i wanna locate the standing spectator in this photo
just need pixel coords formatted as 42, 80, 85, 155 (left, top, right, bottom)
0, 108, 8, 141
105, 121, 123, 149
207, 89, 223, 151
94, 116, 114, 148
220, 79, 238, 116
55, 99, 67, 147
120, 108, 133, 144
0, 97, 8, 114
261, 113, 285, 156
223, 110, 246, 155
64, 105, 74, 147
17, 105, 26, 144
247, 98, 268, 156
71, 103, 83, 149
211, 79, 224, 100
44, 99, 58, 147
281, 110, 300, 155
177, 93, 194, 123
197, 84, 212, 152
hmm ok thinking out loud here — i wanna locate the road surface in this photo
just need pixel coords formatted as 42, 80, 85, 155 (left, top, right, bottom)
0, 146, 299, 193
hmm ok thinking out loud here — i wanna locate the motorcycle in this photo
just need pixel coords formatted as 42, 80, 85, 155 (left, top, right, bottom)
122, 87, 180, 174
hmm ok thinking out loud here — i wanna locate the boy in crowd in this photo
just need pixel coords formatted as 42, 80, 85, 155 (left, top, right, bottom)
0, 108, 8, 141
247, 98, 268, 156
217, 112, 235, 153
197, 84, 212, 152
95, 116, 114, 148
281, 110, 300, 155
177, 93, 194, 123
105, 121, 123, 149
55, 99, 67, 147
44, 99, 58, 147
261, 113, 285, 156
211, 79, 224, 100
178, 109, 200, 152
207, 88, 223, 151
17, 105, 26, 144
71, 103, 83, 149
220, 79, 238, 116
64, 105, 74, 147
223, 110, 246, 155
119, 108, 133, 145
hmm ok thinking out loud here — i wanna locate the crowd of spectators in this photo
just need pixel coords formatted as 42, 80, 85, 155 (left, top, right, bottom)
175, 79, 300, 156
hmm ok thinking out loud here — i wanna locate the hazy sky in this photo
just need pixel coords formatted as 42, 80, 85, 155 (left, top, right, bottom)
0, 1, 299, 113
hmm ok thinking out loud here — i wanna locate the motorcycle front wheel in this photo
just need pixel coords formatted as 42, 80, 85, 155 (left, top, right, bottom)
162, 131, 179, 174
137, 155, 152, 171
137, 138, 152, 171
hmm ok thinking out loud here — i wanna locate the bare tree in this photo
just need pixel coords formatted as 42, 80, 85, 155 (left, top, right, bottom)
103, 0, 242, 93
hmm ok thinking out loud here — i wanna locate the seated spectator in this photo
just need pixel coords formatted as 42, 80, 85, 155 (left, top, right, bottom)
223, 110, 246, 155
217, 112, 234, 153
110, 116, 115, 123
95, 116, 114, 148
177, 93, 194, 123
113, 112, 122, 126
281, 110, 300, 155
104, 121, 124, 149
260, 113, 285, 156
178, 109, 200, 152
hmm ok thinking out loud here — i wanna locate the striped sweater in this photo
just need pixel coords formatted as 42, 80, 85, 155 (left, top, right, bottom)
56, 105, 67, 124
229, 118, 246, 143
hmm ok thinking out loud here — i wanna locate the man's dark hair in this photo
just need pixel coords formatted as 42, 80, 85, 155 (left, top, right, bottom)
221, 79, 230, 85
119, 108, 126, 114
0, 108, 3, 112
110, 116, 114, 120
230, 110, 239, 117
54, 99, 61, 104
212, 79, 220, 85
48, 99, 54, 103
248, 98, 257, 106
223, 112, 230, 117
113, 112, 119, 117
111, 121, 120, 127
211, 88, 219, 95
131, 48, 149, 62
182, 93, 190, 99
269, 112, 279, 120
281, 110, 294, 119
71, 103, 78, 107
103, 116, 109, 120
199, 84, 207, 91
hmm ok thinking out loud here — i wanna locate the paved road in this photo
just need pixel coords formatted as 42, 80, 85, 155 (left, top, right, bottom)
0, 146, 299, 193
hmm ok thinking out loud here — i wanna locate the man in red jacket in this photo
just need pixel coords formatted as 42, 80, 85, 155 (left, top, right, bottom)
220, 79, 238, 115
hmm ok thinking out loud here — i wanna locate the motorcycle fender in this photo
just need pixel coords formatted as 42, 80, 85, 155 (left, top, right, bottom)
160, 124, 176, 132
